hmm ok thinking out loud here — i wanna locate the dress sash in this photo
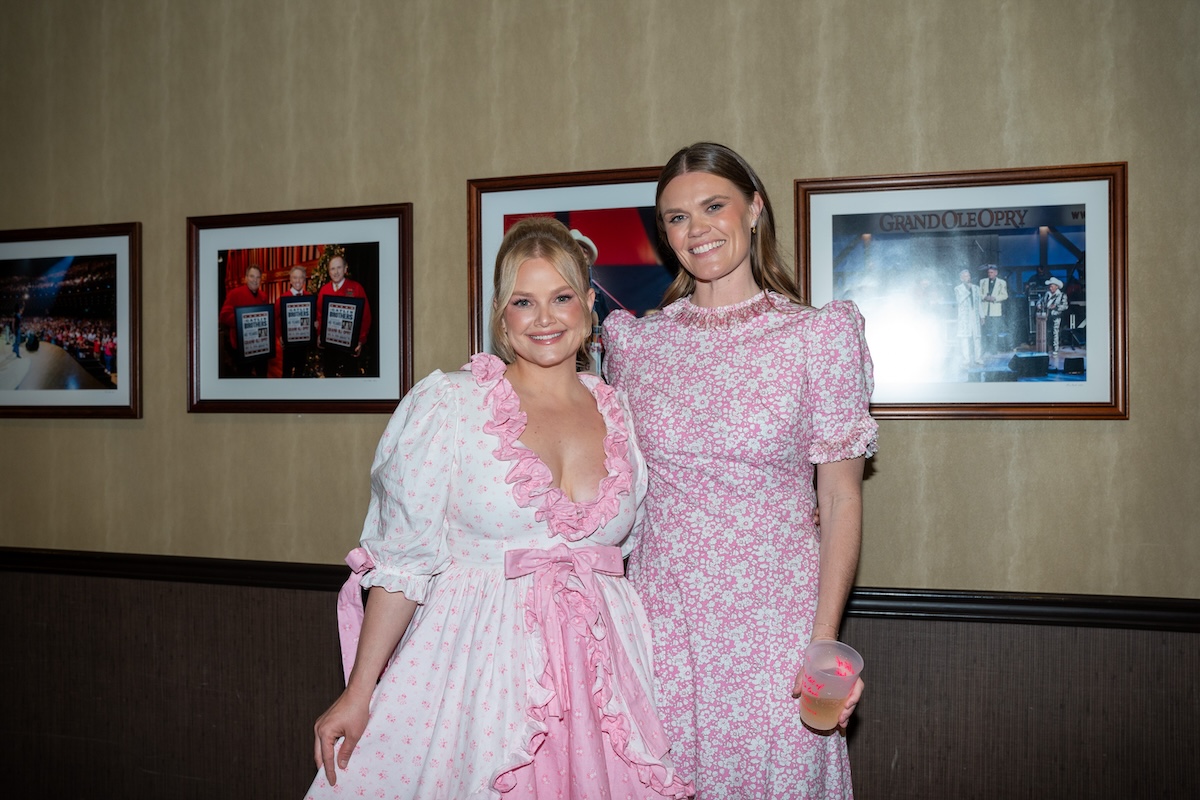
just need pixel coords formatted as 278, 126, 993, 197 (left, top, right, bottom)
503, 543, 671, 757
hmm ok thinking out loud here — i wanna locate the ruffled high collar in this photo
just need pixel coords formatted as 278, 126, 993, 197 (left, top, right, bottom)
468, 353, 633, 542
665, 290, 791, 328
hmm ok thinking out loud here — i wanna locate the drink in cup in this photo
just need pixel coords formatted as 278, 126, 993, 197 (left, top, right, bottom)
798, 639, 864, 731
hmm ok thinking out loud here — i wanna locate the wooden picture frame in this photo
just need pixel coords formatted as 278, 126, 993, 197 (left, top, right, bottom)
467, 167, 663, 355
0, 222, 142, 418
796, 163, 1128, 419
187, 203, 413, 413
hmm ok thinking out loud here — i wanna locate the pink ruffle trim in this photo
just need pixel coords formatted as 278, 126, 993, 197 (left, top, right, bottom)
667, 290, 801, 329
810, 415, 880, 463
469, 353, 634, 541
490, 544, 694, 798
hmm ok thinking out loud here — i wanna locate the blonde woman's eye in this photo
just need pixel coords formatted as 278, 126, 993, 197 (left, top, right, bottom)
511, 298, 530, 307
556, 294, 575, 303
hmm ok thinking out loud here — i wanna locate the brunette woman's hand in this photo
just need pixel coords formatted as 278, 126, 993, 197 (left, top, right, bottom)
837, 677, 865, 730
791, 650, 864, 731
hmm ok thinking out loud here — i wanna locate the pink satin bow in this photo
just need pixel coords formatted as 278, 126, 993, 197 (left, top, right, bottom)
503, 543, 671, 757
336, 546, 375, 684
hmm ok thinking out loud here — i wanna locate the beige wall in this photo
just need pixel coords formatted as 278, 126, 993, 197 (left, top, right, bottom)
1, 0, 1196, 597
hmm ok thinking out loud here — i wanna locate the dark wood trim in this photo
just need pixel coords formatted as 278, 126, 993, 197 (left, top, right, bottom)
3, 546, 1198, 631
845, 587, 1200, 632
0, 546, 347, 592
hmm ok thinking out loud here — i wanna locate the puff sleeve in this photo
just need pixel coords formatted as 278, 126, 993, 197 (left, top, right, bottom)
357, 370, 459, 602
600, 309, 635, 390
612, 387, 649, 559
804, 300, 879, 464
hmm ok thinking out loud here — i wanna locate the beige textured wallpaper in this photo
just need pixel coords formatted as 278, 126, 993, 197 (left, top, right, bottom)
1, 0, 1197, 597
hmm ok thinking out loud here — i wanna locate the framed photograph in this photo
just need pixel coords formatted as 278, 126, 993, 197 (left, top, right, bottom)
796, 163, 1127, 420
187, 203, 413, 413
0, 222, 142, 419
468, 166, 665, 355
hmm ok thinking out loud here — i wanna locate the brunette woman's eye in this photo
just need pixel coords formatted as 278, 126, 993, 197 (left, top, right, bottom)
666, 213, 685, 224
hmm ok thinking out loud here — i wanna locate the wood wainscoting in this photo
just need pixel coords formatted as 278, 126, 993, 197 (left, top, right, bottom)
2, 547, 1197, 799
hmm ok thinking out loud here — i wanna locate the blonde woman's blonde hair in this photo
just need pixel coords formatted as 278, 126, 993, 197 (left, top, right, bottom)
491, 216, 594, 366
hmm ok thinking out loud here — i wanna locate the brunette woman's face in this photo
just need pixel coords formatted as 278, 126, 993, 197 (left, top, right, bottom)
659, 171, 762, 288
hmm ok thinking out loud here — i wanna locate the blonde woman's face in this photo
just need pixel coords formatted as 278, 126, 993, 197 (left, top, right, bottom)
501, 257, 593, 370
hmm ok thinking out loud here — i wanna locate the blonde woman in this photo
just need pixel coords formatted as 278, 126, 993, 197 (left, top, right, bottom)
307, 217, 691, 800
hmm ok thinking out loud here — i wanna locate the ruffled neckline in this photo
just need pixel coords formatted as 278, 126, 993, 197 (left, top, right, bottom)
664, 290, 796, 328
468, 353, 634, 542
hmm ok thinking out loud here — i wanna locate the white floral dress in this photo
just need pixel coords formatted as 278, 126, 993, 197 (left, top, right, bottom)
305, 354, 692, 800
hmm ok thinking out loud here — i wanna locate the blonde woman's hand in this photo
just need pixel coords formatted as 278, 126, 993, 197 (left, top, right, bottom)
313, 691, 370, 786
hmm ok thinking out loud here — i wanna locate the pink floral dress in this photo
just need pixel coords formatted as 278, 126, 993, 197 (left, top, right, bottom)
305, 354, 693, 800
603, 294, 878, 799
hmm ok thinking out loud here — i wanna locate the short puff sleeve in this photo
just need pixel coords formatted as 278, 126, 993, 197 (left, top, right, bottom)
804, 300, 879, 464
358, 370, 459, 602
612, 386, 649, 559
600, 309, 636, 390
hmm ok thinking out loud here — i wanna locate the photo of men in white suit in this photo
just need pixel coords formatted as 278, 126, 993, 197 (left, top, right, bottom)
955, 268, 983, 366
979, 264, 1008, 354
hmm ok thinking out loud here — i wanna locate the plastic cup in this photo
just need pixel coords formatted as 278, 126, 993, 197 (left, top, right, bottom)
798, 639, 864, 731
